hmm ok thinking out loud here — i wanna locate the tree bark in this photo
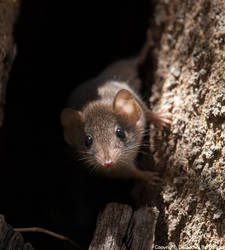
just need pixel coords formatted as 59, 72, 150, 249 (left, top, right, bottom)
0, 1, 28, 248
0, 215, 34, 250
145, 0, 225, 249
89, 203, 159, 250
0, 0, 19, 127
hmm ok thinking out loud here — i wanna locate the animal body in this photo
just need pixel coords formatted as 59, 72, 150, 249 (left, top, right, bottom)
61, 58, 168, 183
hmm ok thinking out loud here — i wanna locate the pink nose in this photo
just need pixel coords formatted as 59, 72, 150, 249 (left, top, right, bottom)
104, 160, 114, 168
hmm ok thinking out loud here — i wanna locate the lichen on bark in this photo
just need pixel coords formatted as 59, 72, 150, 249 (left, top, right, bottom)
145, 0, 225, 248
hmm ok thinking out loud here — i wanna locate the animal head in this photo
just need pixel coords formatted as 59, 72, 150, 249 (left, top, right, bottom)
61, 89, 145, 171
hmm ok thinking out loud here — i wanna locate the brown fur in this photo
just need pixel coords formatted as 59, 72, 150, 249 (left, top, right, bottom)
61, 59, 168, 182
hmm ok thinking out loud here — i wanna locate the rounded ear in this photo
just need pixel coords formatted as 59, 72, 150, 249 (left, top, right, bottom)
61, 108, 82, 128
113, 89, 142, 124
61, 108, 83, 147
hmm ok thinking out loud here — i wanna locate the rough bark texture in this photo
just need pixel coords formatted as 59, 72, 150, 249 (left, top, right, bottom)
0, 0, 19, 127
144, 0, 225, 249
89, 203, 159, 250
0, 215, 34, 250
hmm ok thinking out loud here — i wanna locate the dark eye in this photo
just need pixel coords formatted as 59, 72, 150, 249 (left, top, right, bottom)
116, 128, 125, 139
85, 135, 93, 147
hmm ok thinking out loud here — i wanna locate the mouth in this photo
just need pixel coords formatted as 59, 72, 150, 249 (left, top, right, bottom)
103, 160, 114, 168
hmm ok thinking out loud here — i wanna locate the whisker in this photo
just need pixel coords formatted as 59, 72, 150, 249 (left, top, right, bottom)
89, 164, 99, 175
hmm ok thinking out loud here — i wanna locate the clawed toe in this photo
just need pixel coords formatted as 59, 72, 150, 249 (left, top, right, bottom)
141, 171, 162, 185
146, 110, 172, 128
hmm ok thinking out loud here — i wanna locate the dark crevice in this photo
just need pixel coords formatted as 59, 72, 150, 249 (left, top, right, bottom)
1, 1, 151, 249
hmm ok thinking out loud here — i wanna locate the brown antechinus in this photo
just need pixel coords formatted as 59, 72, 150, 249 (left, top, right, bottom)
61, 58, 169, 183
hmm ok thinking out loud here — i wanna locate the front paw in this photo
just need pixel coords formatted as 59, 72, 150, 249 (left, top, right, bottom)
141, 171, 161, 185
146, 110, 171, 128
